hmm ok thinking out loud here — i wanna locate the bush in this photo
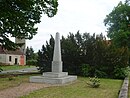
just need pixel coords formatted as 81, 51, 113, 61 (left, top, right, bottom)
114, 66, 129, 79
95, 69, 107, 78
26, 60, 37, 66
81, 64, 90, 77
81, 64, 104, 77
87, 76, 100, 88
0, 67, 3, 72
37, 60, 51, 73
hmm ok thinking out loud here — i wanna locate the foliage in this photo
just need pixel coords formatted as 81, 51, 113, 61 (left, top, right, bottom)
94, 69, 107, 78
87, 76, 100, 88
61, 32, 82, 75
0, 68, 3, 72
26, 46, 38, 61
37, 35, 54, 73
0, 0, 58, 49
104, 0, 130, 48
81, 64, 90, 77
114, 66, 129, 79
26, 60, 37, 66
37, 31, 129, 79
26, 46, 38, 66
80, 64, 104, 77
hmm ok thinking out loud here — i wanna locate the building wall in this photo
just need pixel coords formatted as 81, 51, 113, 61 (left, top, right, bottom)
0, 54, 6, 64
19, 55, 26, 65
5, 54, 26, 65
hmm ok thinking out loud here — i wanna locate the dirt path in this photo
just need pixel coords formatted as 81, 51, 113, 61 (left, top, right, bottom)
0, 83, 52, 98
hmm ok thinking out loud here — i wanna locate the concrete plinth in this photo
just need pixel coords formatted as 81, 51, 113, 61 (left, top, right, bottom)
30, 73, 77, 84
43, 72, 68, 78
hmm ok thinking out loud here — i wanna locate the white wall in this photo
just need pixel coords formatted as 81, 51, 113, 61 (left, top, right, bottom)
0, 54, 26, 65
0, 54, 6, 63
24, 55, 26, 65
6, 54, 21, 65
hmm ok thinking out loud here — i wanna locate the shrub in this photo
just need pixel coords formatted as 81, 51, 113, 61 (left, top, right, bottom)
87, 76, 100, 88
0, 67, 3, 72
81, 64, 90, 77
26, 60, 37, 66
95, 69, 107, 78
37, 60, 51, 73
113, 66, 129, 79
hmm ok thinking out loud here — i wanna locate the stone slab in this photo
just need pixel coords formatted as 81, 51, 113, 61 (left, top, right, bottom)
30, 75, 77, 84
43, 72, 68, 78
118, 77, 129, 98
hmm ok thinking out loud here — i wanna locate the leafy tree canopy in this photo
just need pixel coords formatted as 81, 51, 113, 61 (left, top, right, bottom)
0, 0, 58, 49
104, 0, 130, 48
26, 46, 36, 60
37, 31, 129, 78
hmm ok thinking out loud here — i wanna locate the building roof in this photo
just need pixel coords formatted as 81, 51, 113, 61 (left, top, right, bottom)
0, 46, 24, 55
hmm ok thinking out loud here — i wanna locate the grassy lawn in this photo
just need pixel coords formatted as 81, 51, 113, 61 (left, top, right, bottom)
0, 75, 29, 90
20, 77, 122, 98
0, 65, 34, 71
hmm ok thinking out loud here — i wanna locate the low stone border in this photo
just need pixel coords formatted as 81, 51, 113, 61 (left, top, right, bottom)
118, 77, 129, 98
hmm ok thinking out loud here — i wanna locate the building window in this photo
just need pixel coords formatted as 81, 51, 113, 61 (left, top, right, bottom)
9, 56, 12, 62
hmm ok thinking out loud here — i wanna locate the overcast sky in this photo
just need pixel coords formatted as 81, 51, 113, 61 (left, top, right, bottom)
26, 0, 125, 52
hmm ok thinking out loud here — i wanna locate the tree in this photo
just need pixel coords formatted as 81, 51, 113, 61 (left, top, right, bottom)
26, 46, 38, 65
37, 35, 54, 72
37, 32, 129, 78
104, 0, 130, 48
61, 32, 82, 75
26, 46, 35, 60
0, 0, 58, 49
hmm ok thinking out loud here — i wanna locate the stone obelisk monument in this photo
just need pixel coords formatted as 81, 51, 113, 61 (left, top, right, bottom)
52, 32, 62, 73
30, 33, 77, 84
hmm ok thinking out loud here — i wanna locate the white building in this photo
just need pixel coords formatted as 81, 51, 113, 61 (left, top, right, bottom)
0, 38, 26, 65
0, 46, 26, 65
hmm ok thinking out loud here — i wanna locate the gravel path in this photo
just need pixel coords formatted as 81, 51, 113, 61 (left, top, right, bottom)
0, 83, 52, 98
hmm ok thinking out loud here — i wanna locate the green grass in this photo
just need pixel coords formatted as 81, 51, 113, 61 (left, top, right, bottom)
20, 77, 122, 98
0, 65, 34, 71
0, 75, 29, 90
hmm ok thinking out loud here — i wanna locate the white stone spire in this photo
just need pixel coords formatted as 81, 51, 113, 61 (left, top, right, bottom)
52, 32, 62, 72
53, 32, 61, 61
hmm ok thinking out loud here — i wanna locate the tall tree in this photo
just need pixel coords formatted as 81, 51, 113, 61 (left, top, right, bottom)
61, 32, 82, 74
26, 46, 37, 61
104, 0, 130, 48
0, 0, 58, 49
37, 32, 129, 78
37, 35, 54, 72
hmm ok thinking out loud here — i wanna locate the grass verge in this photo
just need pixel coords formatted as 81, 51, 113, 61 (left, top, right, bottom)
0, 65, 34, 71
0, 75, 30, 90
20, 77, 122, 98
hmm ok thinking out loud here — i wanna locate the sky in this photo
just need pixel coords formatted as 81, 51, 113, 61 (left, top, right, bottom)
26, 0, 125, 52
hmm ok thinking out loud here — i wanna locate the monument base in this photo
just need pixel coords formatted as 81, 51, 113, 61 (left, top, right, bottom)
30, 72, 77, 84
